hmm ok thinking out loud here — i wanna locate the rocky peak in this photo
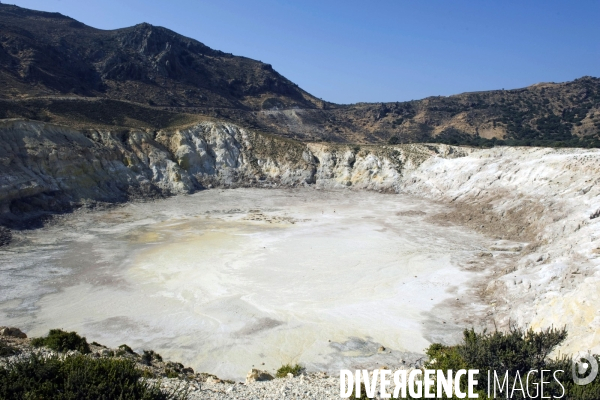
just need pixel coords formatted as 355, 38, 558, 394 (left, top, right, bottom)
117, 23, 217, 58
0, 4, 321, 109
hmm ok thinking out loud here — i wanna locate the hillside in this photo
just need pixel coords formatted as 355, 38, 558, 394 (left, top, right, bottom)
0, 4, 599, 146
333, 77, 600, 146
0, 4, 323, 111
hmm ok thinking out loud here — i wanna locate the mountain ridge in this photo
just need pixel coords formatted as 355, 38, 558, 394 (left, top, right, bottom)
0, 3, 324, 111
1, 3, 599, 146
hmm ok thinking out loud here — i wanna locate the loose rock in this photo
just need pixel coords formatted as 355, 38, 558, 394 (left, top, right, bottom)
0, 327, 27, 339
245, 368, 274, 384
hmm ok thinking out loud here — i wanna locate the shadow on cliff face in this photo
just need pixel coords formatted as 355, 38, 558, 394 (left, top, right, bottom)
0, 226, 11, 246
2, 193, 77, 229
0, 119, 440, 246
0, 186, 171, 246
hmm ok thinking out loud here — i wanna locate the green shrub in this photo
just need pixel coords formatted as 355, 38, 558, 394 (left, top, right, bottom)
165, 368, 179, 379
276, 363, 303, 378
388, 136, 401, 145
119, 344, 135, 353
141, 350, 163, 365
350, 382, 369, 399
459, 326, 567, 374
117, 344, 136, 356
142, 369, 156, 379
0, 353, 168, 399
0, 340, 18, 356
425, 326, 600, 399
31, 329, 91, 354
141, 351, 152, 365
425, 343, 466, 371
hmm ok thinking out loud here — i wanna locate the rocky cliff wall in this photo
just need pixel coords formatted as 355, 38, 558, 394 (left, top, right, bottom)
0, 119, 455, 226
404, 146, 600, 354
2, 118, 600, 353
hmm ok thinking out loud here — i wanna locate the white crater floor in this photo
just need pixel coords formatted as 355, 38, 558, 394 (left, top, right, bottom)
0, 188, 503, 380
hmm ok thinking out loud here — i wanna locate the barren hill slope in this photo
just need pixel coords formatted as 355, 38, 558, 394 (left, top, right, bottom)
0, 4, 599, 146
0, 4, 322, 111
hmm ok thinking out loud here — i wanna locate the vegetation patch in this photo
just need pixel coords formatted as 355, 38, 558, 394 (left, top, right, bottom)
425, 326, 600, 399
351, 382, 369, 400
0, 99, 199, 131
276, 363, 304, 378
0, 340, 18, 357
141, 350, 163, 365
31, 329, 91, 354
430, 130, 600, 148
117, 344, 136, 356
164, 368, 180, 379
0, 354, 168, 400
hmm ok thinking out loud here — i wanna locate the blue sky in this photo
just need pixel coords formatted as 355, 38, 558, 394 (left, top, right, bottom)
7, 0, 600, 104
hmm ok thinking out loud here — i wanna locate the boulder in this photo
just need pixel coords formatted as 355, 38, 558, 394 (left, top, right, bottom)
0, 327, 27, 338
245, 369, 274, 384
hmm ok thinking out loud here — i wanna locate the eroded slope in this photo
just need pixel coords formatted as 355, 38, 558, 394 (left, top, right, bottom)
1, 119, 600, 355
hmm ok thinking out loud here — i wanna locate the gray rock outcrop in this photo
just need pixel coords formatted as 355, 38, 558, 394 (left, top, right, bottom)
0, 119, 446, 226
0, 327, 27, 338
245, 369, 274, 384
